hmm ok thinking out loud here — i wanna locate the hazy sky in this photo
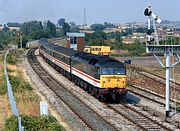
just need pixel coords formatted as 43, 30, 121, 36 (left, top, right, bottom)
0, 0, 179, 25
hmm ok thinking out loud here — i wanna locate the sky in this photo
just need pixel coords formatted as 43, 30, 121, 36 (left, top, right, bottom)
0, 0, 179, 25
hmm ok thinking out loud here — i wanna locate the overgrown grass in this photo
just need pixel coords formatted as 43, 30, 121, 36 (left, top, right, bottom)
3, 115, 65, 131
0, 75, 7, 94
0, 74, 32, 94
8, 75, 32, 92
1, 50, 65, 130
0, 55, 7, 94
6, 53, 18, 65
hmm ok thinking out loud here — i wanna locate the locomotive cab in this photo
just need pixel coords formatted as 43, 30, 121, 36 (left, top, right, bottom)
100, 66, 127, 95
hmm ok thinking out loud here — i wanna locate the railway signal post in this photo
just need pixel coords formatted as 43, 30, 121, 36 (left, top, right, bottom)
144, 5, 180, 117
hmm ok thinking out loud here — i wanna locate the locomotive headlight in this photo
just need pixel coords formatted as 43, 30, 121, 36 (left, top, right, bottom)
117, 79, 120, 82
108, 79, 111, 82
103, 81, 106, 83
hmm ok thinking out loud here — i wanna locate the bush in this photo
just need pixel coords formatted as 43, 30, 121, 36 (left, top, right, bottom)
7, 54, 17, 65
3, 115, 64, 131
8, 75, 32, 92
0, 76, 7, 94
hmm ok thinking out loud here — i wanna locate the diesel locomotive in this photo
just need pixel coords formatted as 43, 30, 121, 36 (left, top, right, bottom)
38, 39, 127, 101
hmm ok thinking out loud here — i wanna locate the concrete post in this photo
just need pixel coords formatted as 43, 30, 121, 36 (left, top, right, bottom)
165, 52, 170, 117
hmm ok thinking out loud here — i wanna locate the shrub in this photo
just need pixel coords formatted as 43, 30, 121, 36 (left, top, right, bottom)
0, 76, 7, 94
3, 115, 64, 131
8, 75, 32, 92
6, 54, 17, 65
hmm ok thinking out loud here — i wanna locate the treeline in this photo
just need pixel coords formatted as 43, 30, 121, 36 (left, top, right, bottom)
90, 22, 116, 31
85, 30, 146, 56
0, 26, 17, 49
0, 18, 80, 49
21, 19, 79, 45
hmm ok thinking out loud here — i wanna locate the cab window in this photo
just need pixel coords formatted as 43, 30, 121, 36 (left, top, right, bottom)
114, 68, 125, 75
101, 67, 125, 75
101, 67, 113, 75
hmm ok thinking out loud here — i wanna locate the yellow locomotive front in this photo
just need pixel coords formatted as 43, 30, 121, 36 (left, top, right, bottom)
98, 66, 127, 100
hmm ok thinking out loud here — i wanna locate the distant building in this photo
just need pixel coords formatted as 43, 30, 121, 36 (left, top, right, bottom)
103, 28, 122, 33
173, 31, 180, 37
0, 25, 20, 31
79, 25, 94, 33
123, 37, 146, 44
0, 25, 3, 30
8, 26, 20, 31
123, 38, 135, 44
66, 32, 85, 51
122, 32, 146, 44
157, 29, 167, 40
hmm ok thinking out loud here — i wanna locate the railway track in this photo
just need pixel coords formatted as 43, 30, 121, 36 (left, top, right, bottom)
107, 102, 172, 131
128, 65, 180, 92
139, 70, 180, 92
127, 85, 180, 107
27, 48, 116, 131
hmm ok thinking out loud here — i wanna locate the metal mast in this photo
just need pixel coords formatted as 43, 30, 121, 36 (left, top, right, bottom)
83, 8, 87, 27
144, 4, 180, 117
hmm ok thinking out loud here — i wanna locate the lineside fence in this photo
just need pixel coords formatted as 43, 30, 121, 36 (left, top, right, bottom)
4, 49, 24, 131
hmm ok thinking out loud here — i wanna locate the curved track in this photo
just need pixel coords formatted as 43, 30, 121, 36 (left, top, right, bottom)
28, 48, 116, 131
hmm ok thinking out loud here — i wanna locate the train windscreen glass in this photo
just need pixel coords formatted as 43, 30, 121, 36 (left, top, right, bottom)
101, 67, 125, 75
114, 67, 125, 75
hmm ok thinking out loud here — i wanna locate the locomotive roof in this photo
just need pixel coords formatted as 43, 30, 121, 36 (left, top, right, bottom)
39, 38, 78, 57
72, 52, 125, 67
39, 39, 125, 67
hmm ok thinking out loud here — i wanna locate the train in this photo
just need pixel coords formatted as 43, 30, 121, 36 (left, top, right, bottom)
38, 38, 127, 101
84, 46, 111, 56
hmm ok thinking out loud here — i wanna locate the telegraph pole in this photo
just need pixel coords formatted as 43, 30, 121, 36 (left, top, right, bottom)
18, 32, 23, 50
20, 33, 22, 50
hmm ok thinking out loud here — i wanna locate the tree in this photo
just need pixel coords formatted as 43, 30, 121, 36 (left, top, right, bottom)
86, 31, 107, 46
21, 21, 43, 36
20, 20, 57, 40
134, 39, 141, 44
57, 18, 65, 27
91, 24, 106, 31
46, 20, 56, 37
125, 28, 133, 35
115, 31, 122, 42
62, 23, 70, 35
104, 22, 116, 28
69, 21, 76, 27
70, 26, 80, 32
2, 25, 10, 32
